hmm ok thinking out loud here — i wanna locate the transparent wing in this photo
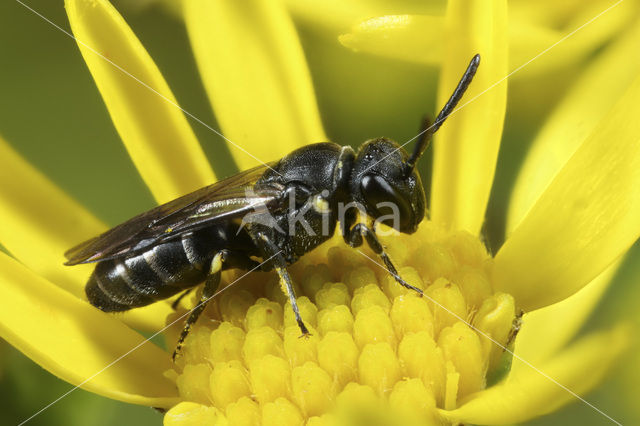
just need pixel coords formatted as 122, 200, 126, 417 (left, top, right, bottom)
64, 164, 280, 265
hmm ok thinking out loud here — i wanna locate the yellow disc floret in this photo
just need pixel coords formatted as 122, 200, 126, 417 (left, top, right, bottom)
164, 221, 516, 425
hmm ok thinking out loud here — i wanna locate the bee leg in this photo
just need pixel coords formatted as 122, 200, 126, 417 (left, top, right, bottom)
255, 232, 310, 337
171, 288, 195, 310
173, 250, 227, 361
346, 223, 423, 296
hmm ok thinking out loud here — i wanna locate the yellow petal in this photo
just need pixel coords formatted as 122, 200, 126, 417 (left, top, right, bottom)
0, 137, 172, 332
164, 402, 227, 426
338, 15, 551, 72
66, 0, 215, 204
441, 325, 629, 425
508, 0, 635, 79
494, 73, 640, 311
0, 136, 102, 296
512, 259, 620, 373
430, 0, 508, 235
0, 252, 178, 407
337, 13, 601, 75
184, 0, 326, 170
510, 0, 625, 28
339, 15, 443, 66
287, 0, 446, 34
508, 22, 640, 234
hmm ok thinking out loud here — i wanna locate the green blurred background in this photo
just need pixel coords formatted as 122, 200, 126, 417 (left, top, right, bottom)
0, 1, 638, 425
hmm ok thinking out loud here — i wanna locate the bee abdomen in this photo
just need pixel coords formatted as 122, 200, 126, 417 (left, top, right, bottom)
85, 236, 210, 312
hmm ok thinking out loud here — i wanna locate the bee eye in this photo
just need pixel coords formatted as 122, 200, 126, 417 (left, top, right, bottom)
360, 174, 413, 230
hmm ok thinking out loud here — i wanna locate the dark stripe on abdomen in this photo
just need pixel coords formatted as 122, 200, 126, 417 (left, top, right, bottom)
85, 238, 210, 312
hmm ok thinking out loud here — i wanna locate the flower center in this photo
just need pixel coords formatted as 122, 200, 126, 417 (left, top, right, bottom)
163, 221, 517, 425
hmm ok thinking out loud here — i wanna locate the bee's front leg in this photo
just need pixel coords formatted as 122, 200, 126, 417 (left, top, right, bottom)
345, 223, 423, 296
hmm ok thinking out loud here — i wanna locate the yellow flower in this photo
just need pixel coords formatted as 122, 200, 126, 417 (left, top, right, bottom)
1, 0, 638, 425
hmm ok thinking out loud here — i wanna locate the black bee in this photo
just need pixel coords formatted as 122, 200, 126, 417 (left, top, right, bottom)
65, 55, 480, 358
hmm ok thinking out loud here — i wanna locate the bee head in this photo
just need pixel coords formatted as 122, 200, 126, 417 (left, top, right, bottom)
350, 138, 426, 234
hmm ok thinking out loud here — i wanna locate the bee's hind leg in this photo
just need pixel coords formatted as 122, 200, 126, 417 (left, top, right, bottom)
172, 250, 227, 361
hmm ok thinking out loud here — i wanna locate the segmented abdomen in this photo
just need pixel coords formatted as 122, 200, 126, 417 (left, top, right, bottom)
85, 231, 215, 312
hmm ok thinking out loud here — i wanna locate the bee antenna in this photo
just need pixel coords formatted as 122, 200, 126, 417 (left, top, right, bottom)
404, 54, 481, 177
